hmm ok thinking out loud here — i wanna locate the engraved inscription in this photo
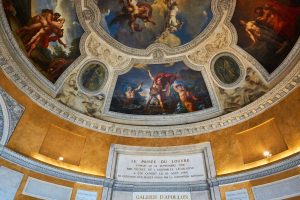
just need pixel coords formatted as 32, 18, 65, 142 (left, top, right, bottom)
115, 153, 206, 182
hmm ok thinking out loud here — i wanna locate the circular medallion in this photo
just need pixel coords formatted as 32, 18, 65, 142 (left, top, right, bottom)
211, 53, 244, 87
78, 62, 108, 94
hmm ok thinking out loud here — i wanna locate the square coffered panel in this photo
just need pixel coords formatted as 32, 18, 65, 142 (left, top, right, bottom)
39, 124, 86, 166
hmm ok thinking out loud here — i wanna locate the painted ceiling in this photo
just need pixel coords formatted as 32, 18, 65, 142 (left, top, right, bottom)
0, 0, 299, 136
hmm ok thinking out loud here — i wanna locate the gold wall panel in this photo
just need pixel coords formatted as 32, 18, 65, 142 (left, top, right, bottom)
39, 125, 86, 166
236, 118, 288, 164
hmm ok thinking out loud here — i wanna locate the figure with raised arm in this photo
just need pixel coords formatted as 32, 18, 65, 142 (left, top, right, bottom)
145, 70, 176, 113
123, 82, 144, 107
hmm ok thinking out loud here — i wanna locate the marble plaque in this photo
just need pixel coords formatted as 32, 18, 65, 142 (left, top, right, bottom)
225, 189, 249, 200
76, 190, 98, 200
23, 177, 72, 200
115, 153, 206, 182
0, 166, 24, 200
252, 175, 300, 200
133, 192, 191, 200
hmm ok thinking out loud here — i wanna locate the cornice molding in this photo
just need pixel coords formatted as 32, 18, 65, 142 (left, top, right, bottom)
1, 58, 299, 138
0, 87, 24, 145
0, 147, 299, 188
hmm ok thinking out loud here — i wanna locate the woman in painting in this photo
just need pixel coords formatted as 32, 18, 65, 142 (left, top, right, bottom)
25, 17, 66, 56
145, 70, 177, 113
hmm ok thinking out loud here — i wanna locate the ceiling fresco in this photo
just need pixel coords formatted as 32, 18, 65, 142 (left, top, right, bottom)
231, 0, 300, 74
0, 0, 300, 135
3, 0, 84, 83
98, 0, 213, 49
110, 61, 212, 115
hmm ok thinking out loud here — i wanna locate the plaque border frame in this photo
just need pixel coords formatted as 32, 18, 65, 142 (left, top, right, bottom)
103, 143, 221, 200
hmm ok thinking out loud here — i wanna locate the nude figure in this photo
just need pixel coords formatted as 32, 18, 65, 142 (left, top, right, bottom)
173, 82, 199, 112
123, 82, 143, 107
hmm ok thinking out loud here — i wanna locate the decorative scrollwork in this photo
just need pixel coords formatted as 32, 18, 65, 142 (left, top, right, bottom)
86, 35, 130, 68
188, 27, 230, 64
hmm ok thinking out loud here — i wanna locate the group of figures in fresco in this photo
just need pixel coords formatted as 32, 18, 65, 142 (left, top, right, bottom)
98, 0, 212, 48
3, 0, 300, 83
108, 0, 185, 33
110, 62, 212, 115
1, 0, 300, 117
3, 0, 84, 82
232, 0, 300, 73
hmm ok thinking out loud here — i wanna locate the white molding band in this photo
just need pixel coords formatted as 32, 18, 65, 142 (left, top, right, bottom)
0, 93, 9, 145
0, 87, 24, 145
252, 175, 300, 200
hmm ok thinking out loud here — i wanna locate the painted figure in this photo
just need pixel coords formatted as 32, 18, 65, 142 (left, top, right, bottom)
4, 0, 84, 82
123, 82, 144, 107
17, 10, 67, 56
233, 0, 300, 73
165, 0, 183, 32
111, 0, 156, 32
17, 10, 60, 35
145, 70, 177, 112
26, 22, 66, 56
99, 0, 212, 49
173, 81, 201, 112
214, 56, 240, 84
110, 62, 212, 115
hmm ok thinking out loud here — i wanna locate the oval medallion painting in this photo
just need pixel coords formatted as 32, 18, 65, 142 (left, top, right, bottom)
79, 63, 107, 93
213, 56, 241, 85
98, 0, 213, 49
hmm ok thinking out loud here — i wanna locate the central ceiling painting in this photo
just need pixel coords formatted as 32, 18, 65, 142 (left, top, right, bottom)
98, 0, 213, 49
